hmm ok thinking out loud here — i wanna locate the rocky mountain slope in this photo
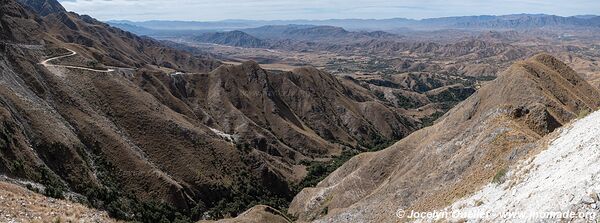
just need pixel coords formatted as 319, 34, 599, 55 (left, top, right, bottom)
438, 109, 600, 222
289, 54, 600, 222
6, 1, 599, 222
17, 0, 64, 16
0, 181, 116, 222
0, 0, 420, 221
13, 0, 220, 72
199, 205, 291, 223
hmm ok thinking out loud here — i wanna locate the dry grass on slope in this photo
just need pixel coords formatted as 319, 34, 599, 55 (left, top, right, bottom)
198, 205, 291, 223
0, 182, 117, 223
407, 54, 600, 213
439, 109, 600, 222
288, 53, 600, 222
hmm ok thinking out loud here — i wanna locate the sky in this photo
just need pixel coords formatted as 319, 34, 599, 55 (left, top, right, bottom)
57, 0, 600, 21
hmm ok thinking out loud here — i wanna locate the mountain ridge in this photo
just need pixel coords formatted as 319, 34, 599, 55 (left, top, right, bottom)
110, 14, 600, 32
438, 109, 600, 222
17, 0, 65, 16
288, 53, 600, 221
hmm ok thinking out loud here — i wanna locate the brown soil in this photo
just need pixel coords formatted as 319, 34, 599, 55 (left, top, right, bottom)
198, 205, 291, 223
289, 53, 600, 222
0, 0, 422, 219
0, 181, 117, 223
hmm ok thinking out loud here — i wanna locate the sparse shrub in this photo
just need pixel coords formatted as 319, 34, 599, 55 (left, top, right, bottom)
578, 109, 591, 119
37, 166, 65, 199
173, 214, 192, 223
234, 142, 251, 153
11, 159, 24, 172
45, 136, 390, 223
84, 152, 197, 223
190, 202, 207, 221
420, 112, 444, 127
26, 184, 39, 193
87, 61, 100, 68
204, 173, 292, 220
475, 200, 484, 206
292, 141, 392, 196
374, 90, 386, 101
393, 93, 420, 109
492, 168, 508, 184
44, 185, 64, 199
292, 149, 359, 195
320, 206, 329, 216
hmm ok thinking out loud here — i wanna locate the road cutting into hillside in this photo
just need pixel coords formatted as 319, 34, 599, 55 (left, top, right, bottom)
40, 48, 135, 73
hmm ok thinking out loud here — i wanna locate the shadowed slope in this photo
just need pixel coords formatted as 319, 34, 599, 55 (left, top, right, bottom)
0, 0, 420, 221
17, 0, 65, 16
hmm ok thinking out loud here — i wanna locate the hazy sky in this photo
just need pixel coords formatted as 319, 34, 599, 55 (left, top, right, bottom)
58, 0, 600, 21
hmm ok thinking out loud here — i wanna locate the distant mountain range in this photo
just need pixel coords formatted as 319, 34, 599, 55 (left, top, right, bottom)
108, 14, 600, 32
193, 30, 269, 48
175, 25, 401, 49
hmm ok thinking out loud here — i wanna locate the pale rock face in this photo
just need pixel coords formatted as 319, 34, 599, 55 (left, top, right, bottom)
439, 110, 600, 222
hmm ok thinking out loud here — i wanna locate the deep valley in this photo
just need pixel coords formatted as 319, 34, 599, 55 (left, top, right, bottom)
2, 0, 600, 223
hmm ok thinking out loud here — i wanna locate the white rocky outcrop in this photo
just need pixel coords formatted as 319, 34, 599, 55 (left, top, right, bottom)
209, 127, 238, 143
436, 110, 600, 222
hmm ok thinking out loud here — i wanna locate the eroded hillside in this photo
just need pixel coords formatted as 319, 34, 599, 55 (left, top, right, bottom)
438, 109, 600, 222
0, 0, 421, 221
4, 0, 600, 222
289, 54, 600, 222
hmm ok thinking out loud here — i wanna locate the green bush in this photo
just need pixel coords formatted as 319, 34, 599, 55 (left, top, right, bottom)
205, 176, 291, 220
420, 112, 444, 127
320, 206, 329, 216
87, 61, 100, 68
67, 138, 394, 222
292, 141, 393, 195
37, 166, 65, 199
374, 90, 386, 101
26, 184, 40, 193
82, 152, 197, 223
393, 93, 420, 109
492, 168, 508, 184
44, 185, 64, 199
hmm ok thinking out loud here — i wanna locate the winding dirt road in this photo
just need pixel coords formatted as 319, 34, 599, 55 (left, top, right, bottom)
41, 48, 134, 73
